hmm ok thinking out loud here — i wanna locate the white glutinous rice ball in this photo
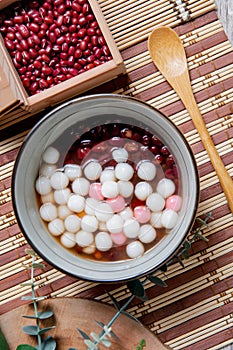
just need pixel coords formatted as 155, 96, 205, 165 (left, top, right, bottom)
112, 148, 128, 163
150, 212, 163, 228
39, 163, 56, 178
50, 171, 69, 190
41, 192, 54, 204
54, 188, 71, 205
101, 181, 119, 198
64, 164, 82, 181
48, 218, 64, 236
83, 245, 96, 255
137, 161, 156, 181
81, 215, 98, 232
57, 205, 72, 219
60, 232, 76, 248
138, 224, 156, 243
115, 163, 134, 181
146, 192, 165, 212
83, 161, 102, 180
126, 241, 145, 259
161, 209, 179, 229
100, 168, 116, 183
118, 180, 134, 198
67, 194, 85, 213
85, 198, 99, 215
72, 177, 90, 196
134, 182, 153, 201
106, 214, 124, 234
76, 230, 94, 247
95, 232, 113, 251
95, 202, 114, 222
42, 146, 60, 164
40, 202, 57, 222
36, 176, 51, 195
119, 207, 133, 221
123, 218, 140, 238
64, 214, 81, 233
157, 178, 176, 198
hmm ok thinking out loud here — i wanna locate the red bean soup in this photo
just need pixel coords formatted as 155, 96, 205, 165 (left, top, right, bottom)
35, 120, 182, 262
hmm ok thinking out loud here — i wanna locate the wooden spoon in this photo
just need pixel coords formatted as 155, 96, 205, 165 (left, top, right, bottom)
148, 26, 233, 213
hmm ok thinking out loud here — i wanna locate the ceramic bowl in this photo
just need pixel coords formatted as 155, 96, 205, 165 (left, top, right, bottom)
12, 94, 199, 282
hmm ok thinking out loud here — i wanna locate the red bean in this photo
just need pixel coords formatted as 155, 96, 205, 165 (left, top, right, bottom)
47, 76, 54, 85
60, 52, 68, 60
62, 42, 69, 52
22, 50, 31, 61
91, 35, 98, 46
42, 66, 53, 75
77, 28, 86, 38
56, 36, 65, 45
77, 16, 87, 26
29, 48, 38, 58
86, 14, 94, 22
21, 39, 28, 50
19, 25, 29, 38
79, 40, 87, 51
34, 60, 42, 69
34, 16, 43, 25
12, 57, 21, 68
64, 15, 71, 25
56, 15, 63, 26
30, 81, 39, 92
74, 48, 82, 59
32, 34, 40, 44
15, 51, 22, 63
69, 24, 77, 33
4, 39, 14, 50
68, 46, 75, 55
39, 78, 49, 89
44, 15, 54, 25
58, 4, 66, 14
82, 3, 90, 14
22, 77, 30, 88
69, 68, 78, 76
43, 2, 52, 11
18, 66, 27, 75
54, 0, 64, 6
49, 31, 56, 43
87, 27, 95, 36
41, 53, 50, 62
15, 32, 23, 41
71, 2, 82, 12
67, 56, 74, 66
4, 19, 14, 27
13, 15, 24, 24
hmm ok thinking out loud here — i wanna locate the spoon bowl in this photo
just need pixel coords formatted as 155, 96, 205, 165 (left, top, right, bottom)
148, 26, 233, 213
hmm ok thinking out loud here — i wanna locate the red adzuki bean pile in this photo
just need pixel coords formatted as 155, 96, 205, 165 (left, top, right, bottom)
0, 0, 112, 95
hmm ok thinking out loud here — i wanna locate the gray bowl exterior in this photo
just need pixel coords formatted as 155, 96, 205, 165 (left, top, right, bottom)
12, 94, 199, 282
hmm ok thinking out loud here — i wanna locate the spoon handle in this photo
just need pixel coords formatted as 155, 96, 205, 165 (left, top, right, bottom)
172, 71, 233, 213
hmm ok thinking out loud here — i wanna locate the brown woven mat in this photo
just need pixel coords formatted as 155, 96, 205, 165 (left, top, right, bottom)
1, 1, 233, 349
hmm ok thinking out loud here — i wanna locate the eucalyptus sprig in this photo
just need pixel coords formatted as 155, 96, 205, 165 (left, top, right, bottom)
17, 249, 56, 350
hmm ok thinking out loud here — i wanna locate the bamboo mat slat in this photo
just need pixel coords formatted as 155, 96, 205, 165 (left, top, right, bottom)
1, 2, 233, 350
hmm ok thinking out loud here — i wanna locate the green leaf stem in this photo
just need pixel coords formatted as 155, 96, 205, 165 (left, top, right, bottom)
148, 275, 167, 287
0, 328, 9, 350
127, 280, 147, 301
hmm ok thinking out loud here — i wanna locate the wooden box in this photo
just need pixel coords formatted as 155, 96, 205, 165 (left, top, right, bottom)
0, 0, 125, 118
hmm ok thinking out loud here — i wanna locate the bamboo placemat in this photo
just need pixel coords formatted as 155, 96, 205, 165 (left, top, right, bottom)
1, 1, 233, 349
